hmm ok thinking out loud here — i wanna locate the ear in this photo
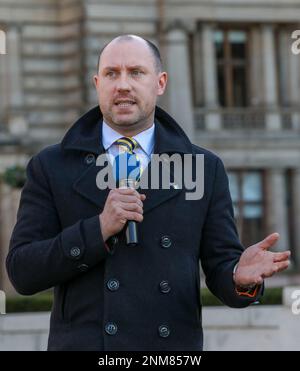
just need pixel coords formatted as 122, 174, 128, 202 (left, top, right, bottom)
93, 75, 99, 88
157, 72, 168, 96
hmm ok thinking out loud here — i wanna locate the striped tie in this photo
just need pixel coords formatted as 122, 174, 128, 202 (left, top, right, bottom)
114, 137, 142, 182
115, 137, 138, 154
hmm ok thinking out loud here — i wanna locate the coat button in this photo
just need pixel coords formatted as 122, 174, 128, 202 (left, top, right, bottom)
159, 280, 171, 294
70, 246, 81, 258
105, 322, 118, 335
85, 153, 95, 165
158, 325, 170, 338
160, 236, 172, 249
78, 264, 89, 272
107, 279, 120, 292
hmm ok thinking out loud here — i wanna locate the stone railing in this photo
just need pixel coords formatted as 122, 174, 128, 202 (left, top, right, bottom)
0, 287, 299, 351
194, 107, 300, 132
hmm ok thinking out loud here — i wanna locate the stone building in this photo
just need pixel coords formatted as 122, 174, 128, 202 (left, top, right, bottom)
0, 0, 300, 295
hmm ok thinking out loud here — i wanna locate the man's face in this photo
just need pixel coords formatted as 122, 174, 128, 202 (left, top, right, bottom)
94, 39, 167, 134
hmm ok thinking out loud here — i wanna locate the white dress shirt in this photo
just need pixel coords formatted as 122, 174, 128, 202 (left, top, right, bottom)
102, 120, 155, 173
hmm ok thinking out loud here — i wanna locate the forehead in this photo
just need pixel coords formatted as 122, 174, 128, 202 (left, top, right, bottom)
99, 40, 154, 69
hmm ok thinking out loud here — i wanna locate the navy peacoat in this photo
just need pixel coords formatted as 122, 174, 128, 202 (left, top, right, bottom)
7, 106, 261, 351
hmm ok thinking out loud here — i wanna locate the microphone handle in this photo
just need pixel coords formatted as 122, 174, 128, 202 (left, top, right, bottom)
126, 220, 138, 246
119, 178, 139, 246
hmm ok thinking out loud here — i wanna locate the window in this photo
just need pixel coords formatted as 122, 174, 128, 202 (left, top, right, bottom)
228, 171, 265, 247
214, 29, 249, 107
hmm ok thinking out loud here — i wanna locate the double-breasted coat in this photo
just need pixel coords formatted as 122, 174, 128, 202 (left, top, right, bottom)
7, 106, 261, 350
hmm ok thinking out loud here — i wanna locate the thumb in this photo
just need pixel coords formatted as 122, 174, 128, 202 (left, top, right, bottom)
258, 232, 280, 250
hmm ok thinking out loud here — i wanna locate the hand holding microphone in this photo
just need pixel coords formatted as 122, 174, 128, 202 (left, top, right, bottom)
99, 188, 146, 243
100, 137, 144, 246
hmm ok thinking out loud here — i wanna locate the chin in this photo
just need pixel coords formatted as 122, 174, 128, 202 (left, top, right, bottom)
114, 116, 139, 127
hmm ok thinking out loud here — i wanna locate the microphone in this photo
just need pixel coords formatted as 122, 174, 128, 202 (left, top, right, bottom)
113, 152, 141, 246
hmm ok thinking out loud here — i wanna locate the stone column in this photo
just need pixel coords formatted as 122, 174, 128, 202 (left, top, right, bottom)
0, 29, 6, 55
6, 26, 27, 136
0, 182, 21, 296
202, 23, 221, 131
289, 26, 300, 131
261, 25, 281, 130
249, 26, 263, 106
266, 169, 289, 252
193, 27, 203, 107
0, 30, 9, 123
165, 27, 194, 139
291, 168, 300, 268
278, 29, 290, 106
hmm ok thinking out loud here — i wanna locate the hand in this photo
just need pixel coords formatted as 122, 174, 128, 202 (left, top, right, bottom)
234, 233, 291, 287
99, 188, 146, 242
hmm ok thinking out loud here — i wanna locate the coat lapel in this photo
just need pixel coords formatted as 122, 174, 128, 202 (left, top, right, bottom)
138, 158, 183, 215
73, 158, 111, 210
137, 120, 188, 214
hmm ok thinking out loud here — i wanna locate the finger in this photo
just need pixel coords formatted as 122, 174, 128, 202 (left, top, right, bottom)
115, 194, 143, 206
116, 188, 145, 201
258, 233, 280, 250
114, 188, 137, 196
123, 211, 143, 223
120, 202, 143, 214
275, 260, 290, 273
273, 250, 291, 263
262, 260, 290, 278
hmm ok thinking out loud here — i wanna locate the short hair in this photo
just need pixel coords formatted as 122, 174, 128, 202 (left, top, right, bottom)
97, 35, 163, 73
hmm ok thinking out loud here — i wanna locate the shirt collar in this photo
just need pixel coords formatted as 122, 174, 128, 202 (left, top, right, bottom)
102, 120, 155, 156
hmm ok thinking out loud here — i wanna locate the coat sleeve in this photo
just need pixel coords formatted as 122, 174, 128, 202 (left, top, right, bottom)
6, 154, 111, 295
200, 157, 263, 308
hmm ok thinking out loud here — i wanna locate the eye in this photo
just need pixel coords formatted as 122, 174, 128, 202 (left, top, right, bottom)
131, 70, 143, 77
106, 70, 117, 78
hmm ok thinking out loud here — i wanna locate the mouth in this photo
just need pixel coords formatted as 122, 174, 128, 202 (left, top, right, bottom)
114, 99, 136, 109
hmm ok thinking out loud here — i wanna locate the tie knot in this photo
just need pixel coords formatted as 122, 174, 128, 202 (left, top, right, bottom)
115, 137, 138, 153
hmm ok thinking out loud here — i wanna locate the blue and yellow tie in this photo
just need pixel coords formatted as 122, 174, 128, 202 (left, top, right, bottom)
114, 137, 142, 182
115, 137, 138, 154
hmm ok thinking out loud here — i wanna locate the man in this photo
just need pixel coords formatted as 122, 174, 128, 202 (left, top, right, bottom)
7, 35, 290, 351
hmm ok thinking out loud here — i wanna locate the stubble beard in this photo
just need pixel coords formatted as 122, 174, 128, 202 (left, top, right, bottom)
104, 104, 155, 133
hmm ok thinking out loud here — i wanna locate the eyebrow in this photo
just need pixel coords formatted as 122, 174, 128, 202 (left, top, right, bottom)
102, 65, 147, 71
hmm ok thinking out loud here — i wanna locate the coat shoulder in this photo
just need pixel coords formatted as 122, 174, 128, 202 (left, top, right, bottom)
192, 144, 222, 164
33, 143, 64, 165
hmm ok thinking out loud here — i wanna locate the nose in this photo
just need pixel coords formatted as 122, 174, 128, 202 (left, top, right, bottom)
116, 72, 131, 92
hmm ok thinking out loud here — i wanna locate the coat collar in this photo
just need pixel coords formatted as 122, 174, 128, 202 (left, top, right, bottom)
61, 105, 194, 155
62, 105, 194, 214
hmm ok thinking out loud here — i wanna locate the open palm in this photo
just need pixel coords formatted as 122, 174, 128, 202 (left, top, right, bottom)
234, 233, 291, 287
